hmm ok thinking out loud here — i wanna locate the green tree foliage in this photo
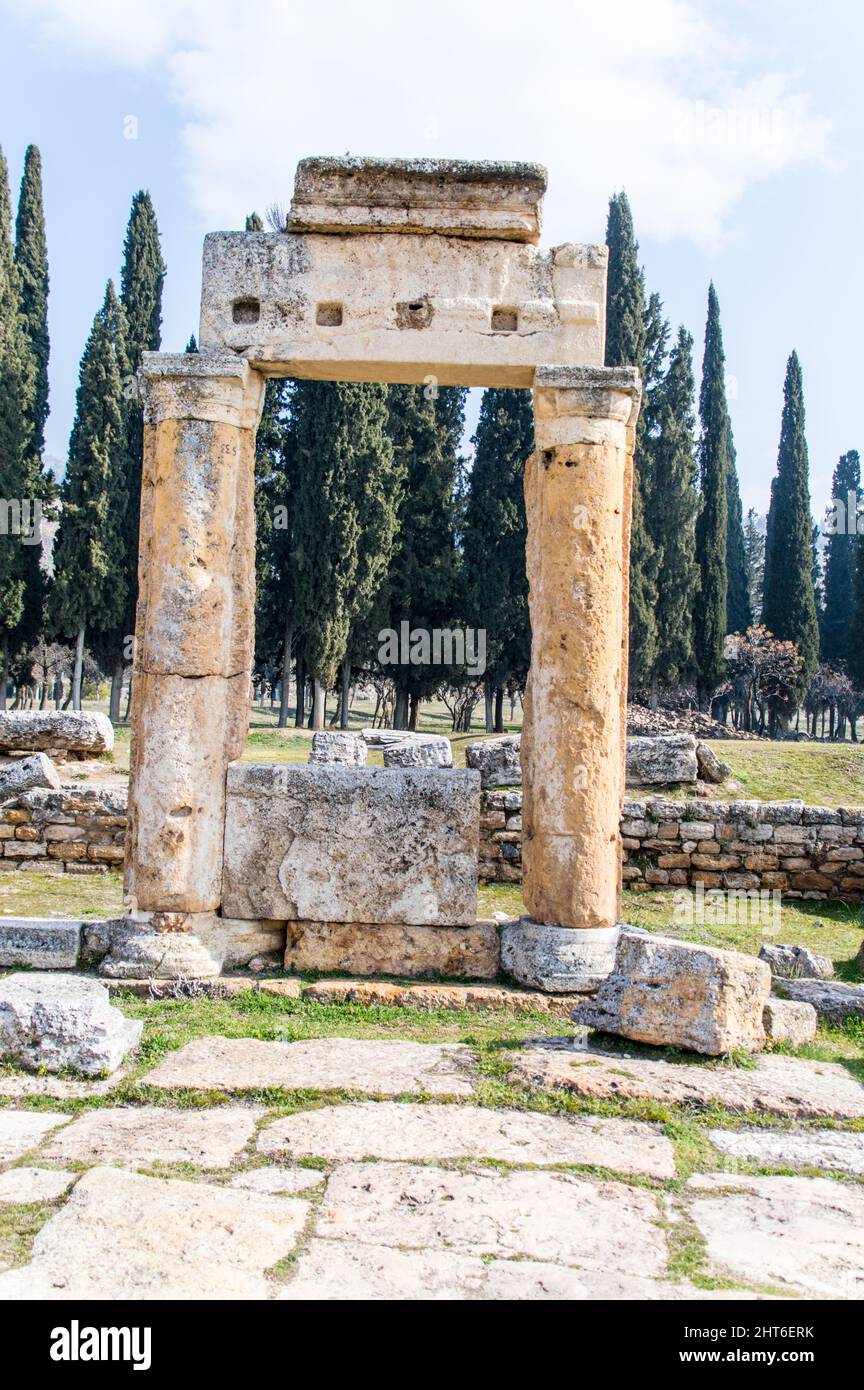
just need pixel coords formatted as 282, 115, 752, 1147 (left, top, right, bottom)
821, 450, 861, 667
50, 282, 129, 706
849, 537, 864, 690
693, 283, 729, 704
462, 388, 533, 718
743, 508, 765, 622
762, 352, 820, 696
642, 326, 699, 690
14, 146, 49, 460
726, 433, 752, 634
605, 191, 658, 682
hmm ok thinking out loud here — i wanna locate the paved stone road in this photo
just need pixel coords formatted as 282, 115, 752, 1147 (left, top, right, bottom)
0, 1035, 862, 1300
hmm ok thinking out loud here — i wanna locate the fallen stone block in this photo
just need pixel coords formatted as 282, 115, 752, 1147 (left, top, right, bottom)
772, 977, 864, 1025
758, 943, 834, 980
382, 735, 452, 768
284, 920, 498, 979
572, 933, 770, 1055
223, 763, 478, 924
308, 731, 367, 765
625, 734, 698, 787
0, 973, 142, 1076
0, 918, 81, 970
695, 741, 731, 783
762, 997, 817, 1046
465, 734, 522, 787
0, 752, 61, 798
0, 710, 113, 755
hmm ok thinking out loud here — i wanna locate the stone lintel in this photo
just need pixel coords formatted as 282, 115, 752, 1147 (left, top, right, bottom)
140, 352, 265, 430
288, 156, 547, 242
533, 365, 642, 449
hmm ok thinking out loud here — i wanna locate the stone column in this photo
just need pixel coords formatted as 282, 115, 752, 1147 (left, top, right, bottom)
103, 354, 265, 979
502, 366, 641, 992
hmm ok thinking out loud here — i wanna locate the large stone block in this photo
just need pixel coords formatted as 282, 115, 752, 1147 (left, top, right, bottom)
573, 933, 771, 1055
382, 735, 452, 769
284, 920, 499, 980
0, 918, 81, 969
309, 731, 367, 765
466, 734, 522, 787
0, 752, 60, 798
758, 943, 834, 980
288, 156, 547, 242
223, 764, 480, 924
0, 973, 142, 1076
0, 711, 113, 755
625, 734, 698, 787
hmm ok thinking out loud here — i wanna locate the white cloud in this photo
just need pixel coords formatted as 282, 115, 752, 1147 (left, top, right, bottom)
5, 0, 835, 246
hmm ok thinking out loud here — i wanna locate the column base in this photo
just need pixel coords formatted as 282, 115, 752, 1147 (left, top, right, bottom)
501, 918, 620, 993
96, 913, 225, 980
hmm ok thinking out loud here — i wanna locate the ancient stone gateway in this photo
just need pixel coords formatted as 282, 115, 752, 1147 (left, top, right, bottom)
121, 158, 641, 990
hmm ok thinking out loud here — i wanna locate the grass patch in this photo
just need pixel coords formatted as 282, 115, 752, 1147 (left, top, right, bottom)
705, 739, 864, 807
0, 1199, 57, 1271
0, 870, 123, 920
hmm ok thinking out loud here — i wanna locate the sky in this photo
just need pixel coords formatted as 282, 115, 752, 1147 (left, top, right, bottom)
0, 0, 861, 517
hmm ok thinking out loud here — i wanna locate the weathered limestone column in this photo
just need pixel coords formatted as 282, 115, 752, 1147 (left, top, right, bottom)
502, 365, 641, 991
104, 354, 265, 979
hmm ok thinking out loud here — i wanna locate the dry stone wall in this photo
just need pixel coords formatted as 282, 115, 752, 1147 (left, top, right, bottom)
0, 787, 126, 875
480, 790, 864, 903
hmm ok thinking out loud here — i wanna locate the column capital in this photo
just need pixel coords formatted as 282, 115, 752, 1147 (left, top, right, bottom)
533, 365, 641, 449
140, 352, 266, 430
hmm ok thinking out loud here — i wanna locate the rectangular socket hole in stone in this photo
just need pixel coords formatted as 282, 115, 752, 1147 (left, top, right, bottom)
232, 297, 260, 325
316, 302, 343, 327
491, 306, 518, 332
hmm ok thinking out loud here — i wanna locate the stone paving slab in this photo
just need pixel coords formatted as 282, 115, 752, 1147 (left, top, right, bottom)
0, 1166, 75, 1203
142, 1037, 476, 1096
708, 1127, 864, 1176
509, 1041, 864, 1119
316, 1162, 667, 1273
687, 1173, 864, 1299
0, 1110, 68, 1162
0, 1166, 309, 1300
301, 978, 578, 1018
259, 1101, 675, 1178
277, 1240, 707, 1301
0, 1069, 124, 1100
228, 1166, 323, 1196
41, 1105, 264, 1169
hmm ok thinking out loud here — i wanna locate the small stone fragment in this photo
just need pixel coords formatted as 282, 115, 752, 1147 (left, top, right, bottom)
0, 973, 142, 1076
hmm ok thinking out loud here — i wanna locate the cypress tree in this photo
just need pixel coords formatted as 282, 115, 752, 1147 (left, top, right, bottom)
50, 282, 129, 708
245, 212, 264, 231
643, 326, 699, 692
743, 508, 765, 621
0, 146, 35, 707
821, 450, 861, 667
14, 146, 49, 460
605, 191, 658, 684
185, 334, 198, 353
694, 283, 729, 705
463, 388, 533, 729
386, 385, 463, 728
762, 353, 820, 699
726, 433, 752, 634
849, 537, 864, 691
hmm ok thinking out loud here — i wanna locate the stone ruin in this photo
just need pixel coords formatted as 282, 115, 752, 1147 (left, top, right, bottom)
115, 155, 642, 991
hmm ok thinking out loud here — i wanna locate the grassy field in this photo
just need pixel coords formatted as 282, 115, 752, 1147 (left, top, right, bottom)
704, 739, 864, 807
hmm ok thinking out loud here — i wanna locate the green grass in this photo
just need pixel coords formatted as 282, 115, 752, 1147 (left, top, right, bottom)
0, 870, 124, 920
705, 739, 864, 807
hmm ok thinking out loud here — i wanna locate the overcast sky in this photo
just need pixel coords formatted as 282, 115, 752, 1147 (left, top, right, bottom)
1, 0, 860, 516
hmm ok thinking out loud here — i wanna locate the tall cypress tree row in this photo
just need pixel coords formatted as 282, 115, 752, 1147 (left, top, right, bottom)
849, 537, 864, 692
291, 381, 399, 729
726, 433, 752, 635
821, 450, 861, 667
386, 385, 463, 728
643, 326, 699, 693
111, 191, 165, 716
605, 191, 658, 684
463, 388, 533, 729
50, 282, 129, 708
762, 352, 820, 698
693, 283, 729, 706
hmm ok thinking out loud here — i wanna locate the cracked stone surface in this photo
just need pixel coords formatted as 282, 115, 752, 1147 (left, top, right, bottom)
0, 1166, 309, 1300
0, 1110, 68, 1162
258, 1102, 675, 1178
40, 1105, 264, 1169
228, 1166, 324, 1196
0, 1166, 75, 1203
0, 1071, 123, 1100
708, 1127, 864, 1176
688, 1174, 864, 1299
142, 1037, 475, 1096
509, 1041, 864, 1119
315, 1162, 667, 1272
